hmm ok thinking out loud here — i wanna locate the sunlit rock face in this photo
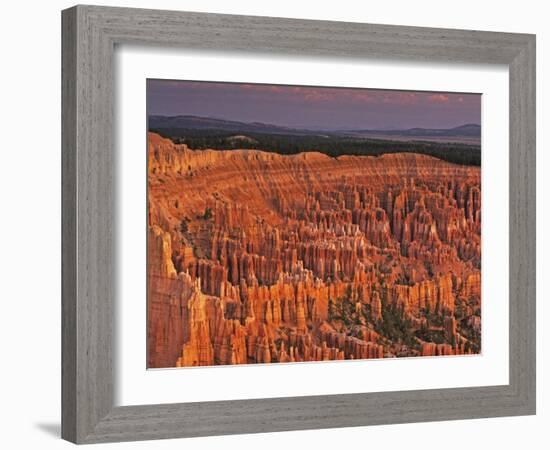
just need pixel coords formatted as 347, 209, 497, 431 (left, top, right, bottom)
147, 132, 482, 368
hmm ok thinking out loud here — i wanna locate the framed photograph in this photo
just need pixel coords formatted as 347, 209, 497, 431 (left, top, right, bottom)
62, 5, 536, 444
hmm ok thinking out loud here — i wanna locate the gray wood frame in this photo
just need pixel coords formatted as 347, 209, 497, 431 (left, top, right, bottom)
62, 4, 536, 444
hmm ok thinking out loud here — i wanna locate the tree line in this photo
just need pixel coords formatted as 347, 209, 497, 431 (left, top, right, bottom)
150, 127, 481, 166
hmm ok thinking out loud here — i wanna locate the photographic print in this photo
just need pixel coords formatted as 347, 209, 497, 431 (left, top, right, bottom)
147, 80, 481, 368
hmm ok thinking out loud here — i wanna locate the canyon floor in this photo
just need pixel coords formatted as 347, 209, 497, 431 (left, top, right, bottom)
147, 132, 481, 368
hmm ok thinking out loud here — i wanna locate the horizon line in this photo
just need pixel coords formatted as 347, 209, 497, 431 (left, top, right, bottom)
147, 113, 481, 132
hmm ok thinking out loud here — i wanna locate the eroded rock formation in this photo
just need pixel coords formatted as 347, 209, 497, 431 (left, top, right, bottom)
147, 132, 482, 368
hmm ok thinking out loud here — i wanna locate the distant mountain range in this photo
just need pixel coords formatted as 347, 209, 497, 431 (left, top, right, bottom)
149, 115, 481, 144
149, 115, 312, 136
339, 123, 481, 137
336, 124, 481, 144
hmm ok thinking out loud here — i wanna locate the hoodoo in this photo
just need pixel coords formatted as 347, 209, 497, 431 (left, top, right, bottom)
147, 132, 481, 367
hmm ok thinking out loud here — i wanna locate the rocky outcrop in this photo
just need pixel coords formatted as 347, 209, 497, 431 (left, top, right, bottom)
147, 133, 482, 367
147, 226, 190, 368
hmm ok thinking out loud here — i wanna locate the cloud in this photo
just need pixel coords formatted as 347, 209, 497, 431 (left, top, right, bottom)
427, 94, 450, 103
237, 84, 424, 106
240, 84, 285, 93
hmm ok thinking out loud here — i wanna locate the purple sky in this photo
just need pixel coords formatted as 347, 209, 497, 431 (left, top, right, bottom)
147, 79, 481, 130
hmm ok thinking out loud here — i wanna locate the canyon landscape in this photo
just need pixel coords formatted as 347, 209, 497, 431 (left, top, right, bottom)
147, 80, 482, 368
